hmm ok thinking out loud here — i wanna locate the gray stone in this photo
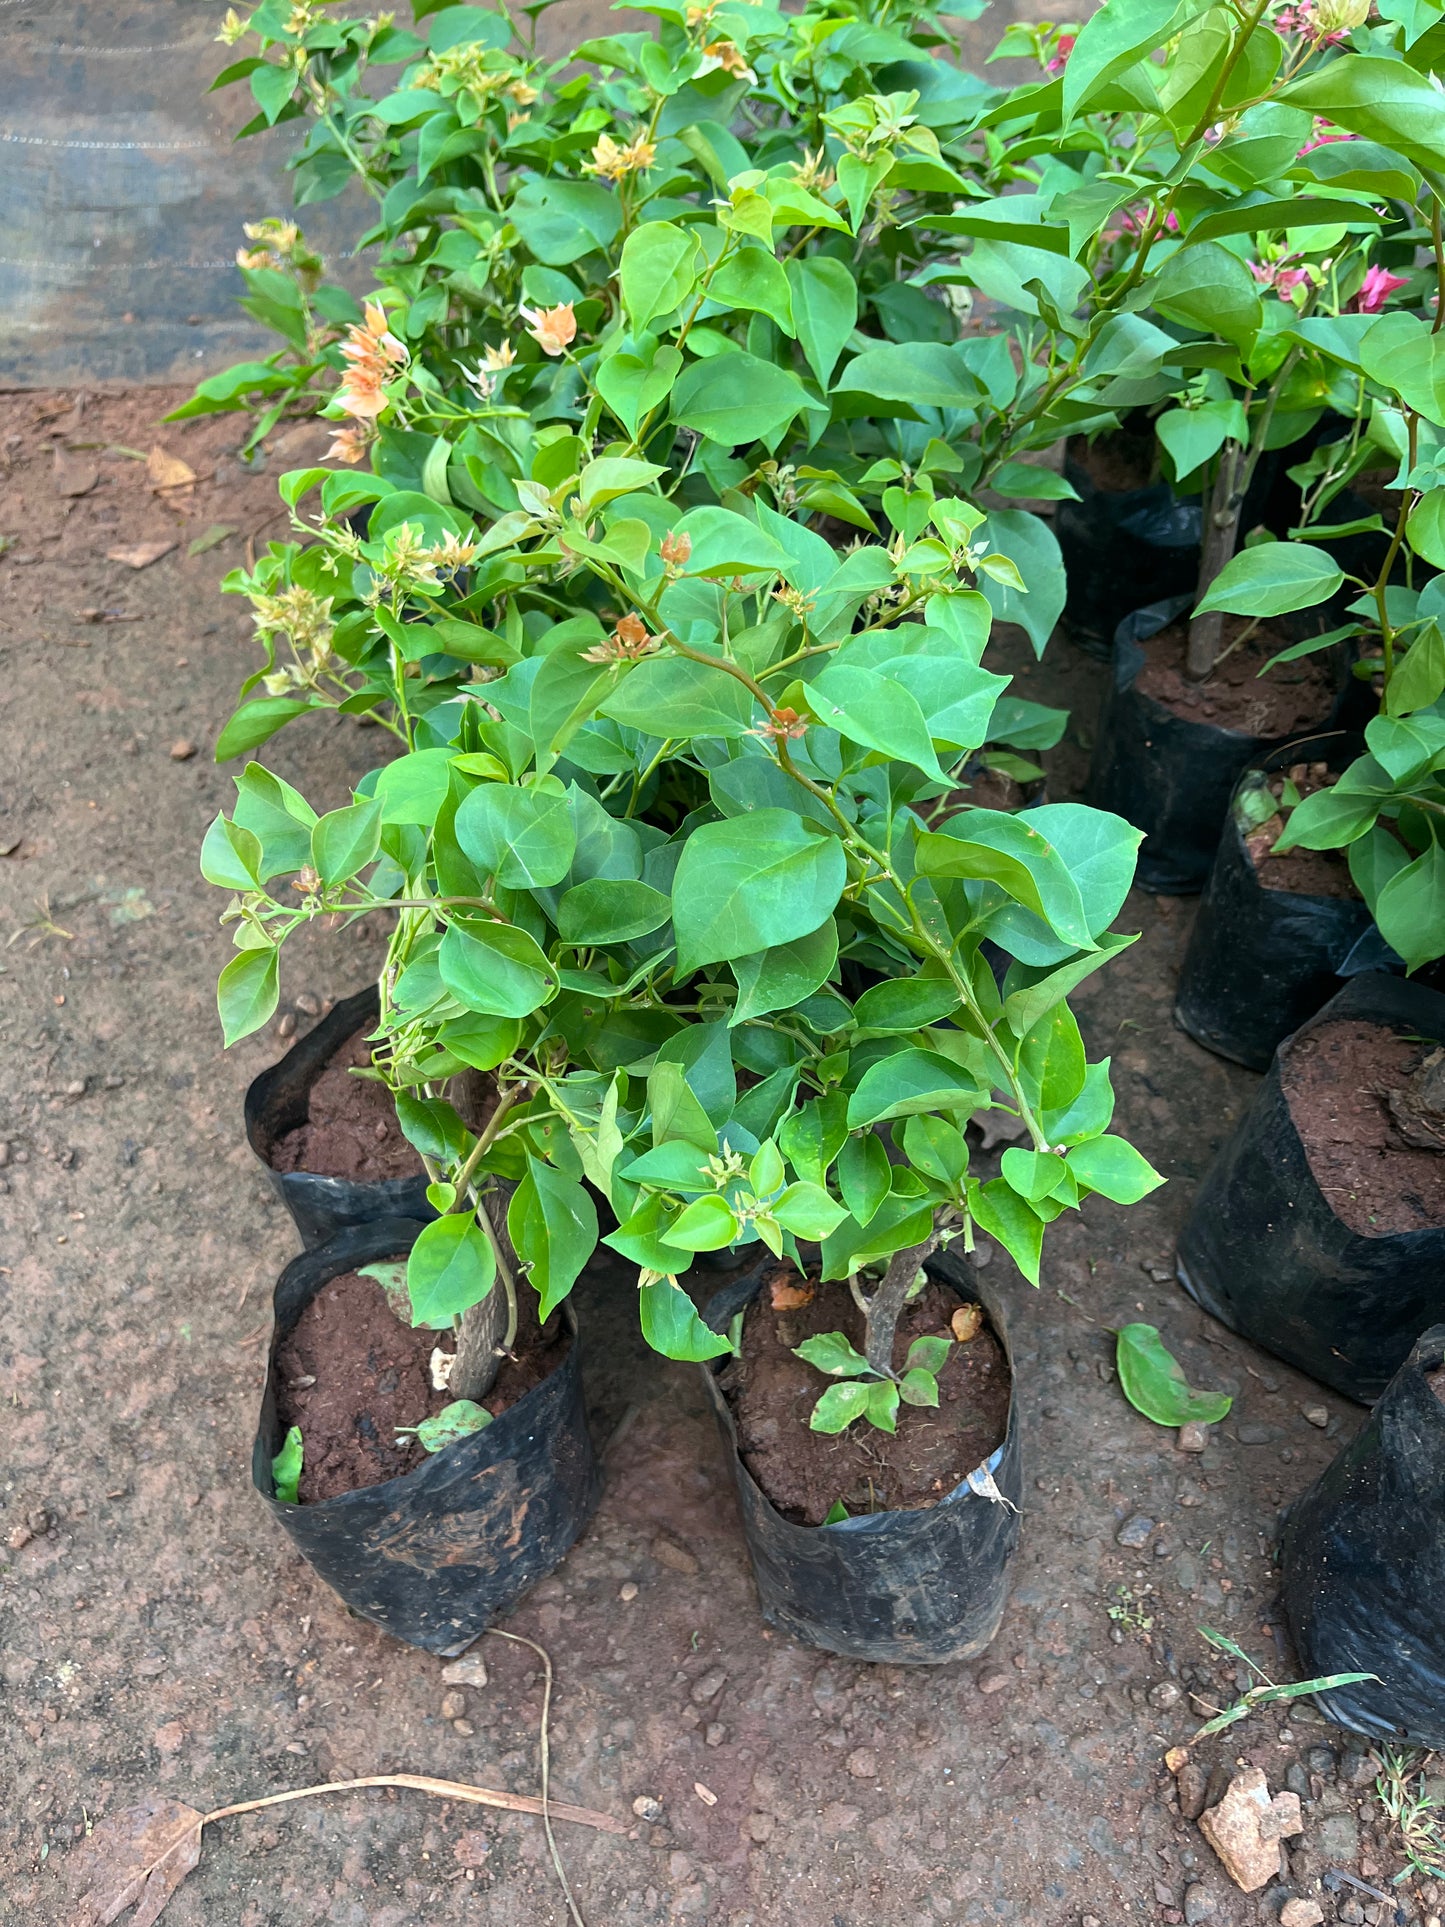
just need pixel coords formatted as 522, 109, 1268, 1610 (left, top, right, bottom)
1116, 1515, 1155, 1549
1340, 1748, 1377, 1787
1183, 1883, 1216, 1923
1235, 1423, 1282, 1445
1148, 1680, 1183, 1710
1284, 1762, 1311, 1800
690, 1670, 726, 1704
1301, 1405, 1329, 1429
1305, 1747, 1336, 1777
1312, 1812, 1360, 1860
1175, 1552, 1200, 1593
1177, 1422, 1210, 1453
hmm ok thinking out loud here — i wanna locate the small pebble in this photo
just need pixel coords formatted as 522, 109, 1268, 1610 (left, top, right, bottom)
977, 1670, 1010, 1695
294, 991, 321, 1017
632, 1795, 664, 1822
441, 1691, 467, 1721
1183, 1886, 1216, 1925
65, 1079, 85, 1097
747, 1813, 775, 1844
169, 739, 197, 762
441, 1655, 488, 1689
846, 1748, 879, 1778
452, 1718, 475, 1737
8, 1525, 33, 1550
1301, 1405, 1329, 1429
1116, 1514, 1155, 1549
690, 1670, 726, 1705
653, 1536, 699, 1577
704, 1723, 726, 1748
619, 1582, 639, 1602
0, 1143, 10, 1167
373, 1121, 389, 1142
1176, 1422, 1209, 1453
1148, 1680, 1182, 1710
276, 1013, 296, 1039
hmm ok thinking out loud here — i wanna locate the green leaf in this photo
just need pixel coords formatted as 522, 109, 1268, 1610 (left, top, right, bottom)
672, 353, 811, 448
731, 921, 838, 1025
1194, 543, 1344, 619
200, 814, 262, 892
620, 221, 699, 331
1408, 489, 1445, 571
578, 455, 666, 511
1002, 932, 1139, 1037
373, 747, 457, 826
968, 1177, 1044, 1286
661, 1193, 739, 1251
1063, 0, 1212, 120
822, 1500, 850, 1524
1360, 314, 1445, 426
779, 1091, 850, 1185
1018, 1002, 1088, 1112
454, 783, 577, 889
1375, 839, 1445, 972
976, 510, 1065, 659
786, 256, 857, 387
1001, 1145, 1072, 1203
596, 343, 683, 438
846, 1050, 987, 1127
439, 918, 557, 1018
809, 1380, 873, 1432
833, 341, 983, 412
805, 665, 947, 783
407, 1212, 497, 1329
639, 1278, 734, 1359
838, 1132, 892, 1227
403, 1400, 493, 1453
1387, 623, 1445, 717
852, 977, 962, 1031
215, 697, 311, 760
311, 796, 383, 888
866, 1379, 900, 1434
902, 1114, 968, 1186
558, 878, 671, 946
672, 810, 846, 973
771, 1180, 851, 1240
599, 656, 756, 739
906, 1334, 952, 1375
271, 1426, 303, 1504
508, 1156, 599, 1318
1281, 55, 1445, 189
1115, 1322, 1232, 1427
395, 1093, 470, 1163
218, 945, 279, 1046
438, 1012, 521, 1073
899, 1367, 941, 1407
710, 245, 795, 335
917, 813, 1093, 950
1066, 1134, 1164, 1203
1152, 242, 1262, 354
795, 1331, 872, 1377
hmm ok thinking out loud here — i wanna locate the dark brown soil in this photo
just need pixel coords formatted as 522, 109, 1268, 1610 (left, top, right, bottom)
271, 1029, 423, 1183
1136, 618, 1337, 736
942, 761, 1045, 815
276, 1267, 569, 1502
1283, 1020, 1445, 1236
1067, 428, 1156, 493
1428, 1364, 1445, 1406
1243, 763, 1359, 900
718, 1275, 1010, 1527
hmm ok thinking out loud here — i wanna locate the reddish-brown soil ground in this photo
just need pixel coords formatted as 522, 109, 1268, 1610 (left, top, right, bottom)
1, 389, 1431, 1927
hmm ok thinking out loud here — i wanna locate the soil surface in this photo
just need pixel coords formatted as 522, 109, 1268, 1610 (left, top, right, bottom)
718, 1278, 1010, 1526
277, 1268, 569, 1503
1067, 427, 1158, 493
2, 385, 1435, 1927
1243, 766, 1359, 901
943, 760, 1045, 815
271, 1028, 425, 1183
1136, 618, 1338, 736
1283, 1020, 1445, 1235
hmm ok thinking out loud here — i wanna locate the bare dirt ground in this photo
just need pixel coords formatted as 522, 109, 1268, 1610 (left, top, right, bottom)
0, 388, 1433, 1927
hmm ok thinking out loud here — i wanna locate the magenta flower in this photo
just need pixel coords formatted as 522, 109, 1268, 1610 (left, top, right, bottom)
1298, 118, 1357, 154
1351, 265, 1410, 314
1045, 32, 1075, 72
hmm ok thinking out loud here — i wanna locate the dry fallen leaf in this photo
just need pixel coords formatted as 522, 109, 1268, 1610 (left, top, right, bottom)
769, 1273, 814, 1311
107, 541, 176, 571
54, 454, 99, 498
146, 446, 196, 491
950, 1302, 984, 1344
71, 1798, 203, 1927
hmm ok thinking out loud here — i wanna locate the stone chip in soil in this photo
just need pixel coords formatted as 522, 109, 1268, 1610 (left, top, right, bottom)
717, 1277, 1009, 1526
275, 1269, 568, 1503
1282, 1019, 1445, 1237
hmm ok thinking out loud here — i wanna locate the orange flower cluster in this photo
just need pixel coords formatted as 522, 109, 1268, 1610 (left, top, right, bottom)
660, 530, 693, 569
582, 613, 657, 664
520, 302, 577, 356
584, 132, 658, 181
336, 303, 407, 422
752, 706, 808, 743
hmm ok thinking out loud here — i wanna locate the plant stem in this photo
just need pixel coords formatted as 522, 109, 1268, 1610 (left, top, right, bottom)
862, 1228, 941, 1377
450, 1177, 520, 1403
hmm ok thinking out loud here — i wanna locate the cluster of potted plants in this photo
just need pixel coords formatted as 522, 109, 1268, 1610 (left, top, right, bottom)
188, 0, 1445, 1721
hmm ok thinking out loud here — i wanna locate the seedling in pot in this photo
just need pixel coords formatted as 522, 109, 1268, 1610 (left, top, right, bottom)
1190, 1627, 1377, 1740
271, 1425, 303, 1504
796, 1315, 954, 1436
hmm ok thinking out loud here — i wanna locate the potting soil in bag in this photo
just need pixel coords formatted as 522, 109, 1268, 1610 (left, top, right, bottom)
253, 1220, 601, 1655
702, 1249, 1022, 1665
1174, 737, 1374, 1071
1280, 1324, 1445, 1749
245, 985, 433, 1250
1177, 974, 1445, 1403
